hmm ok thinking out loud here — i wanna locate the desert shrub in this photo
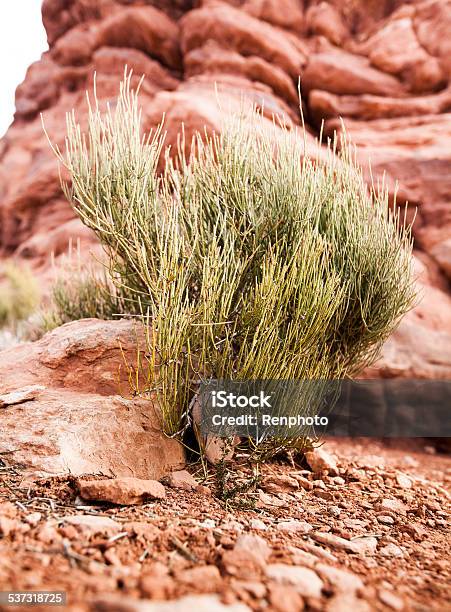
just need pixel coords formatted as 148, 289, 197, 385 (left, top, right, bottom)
47, 74, 415, 449
42, 263, 132, 331
0, 263, 39, 328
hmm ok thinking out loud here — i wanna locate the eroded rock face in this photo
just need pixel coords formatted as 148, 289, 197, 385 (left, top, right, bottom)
1, 0, 451, 378
0, 319, 185, 477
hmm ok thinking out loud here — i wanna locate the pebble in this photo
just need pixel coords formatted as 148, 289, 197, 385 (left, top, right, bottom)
222, 548, 266, 579
78, 478, 165, 505
268, 584, 305, 612
305, 447, 339, 475
332, 477, 345, 486
294, 475, 313, 491
328, 506, 342, 518
235, 533, 271, 562
377, 515, 394, 526
350, 537, 378, 556
220, 520, 242, 532
199, 519, 216, 529
312, 532, 377, 555
395, 473, 412, 489
62, 514, 122, 534
263, 475, 299, 493
312, 479, 327, 489
403, 456, 419, 468
379, 543, 404, 558
232, 580, 266, 599
166, 470, 198, 491
177, 565, 222, 592
380, 498, 407, 515
315, 490, 334, 501
289, 548, 318, 567
316, 563, 364, 594
266, 564, 323, 598
0, 517, 21, 537
378, 589, 405, 610
325, 594, 371, 612
24, 512, 42, 527
256, 490, 287, 508
276, 520, 312, 534
250, 518, 267, 531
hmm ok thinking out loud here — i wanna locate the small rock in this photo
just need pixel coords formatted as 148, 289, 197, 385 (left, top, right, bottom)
312, 532, 356, 552
0, 385, 45, 408
140, 574, 174, 599
395, 473, 412, 489
24, 512, 42, 527
289, 548, 318, 568
104, 549, 122, 566
222, 548, 266, 579
263, 474, 299, 494
276, 520, 312, 534
312, 479, 327, 489
220, 520, 242, 532
377, 515, 394, 526
329, 506, 341, 518
380, 498, 407, 515
250, 518, 267, 531
266, 564, 323, 598
0, 516, 20, 537
403, 456, 418, 468
350, 537, 378, 556
378, 589, 405, 610
332, 476, 345, 485
268, 584, 305, 612
379, 543, 403, 558
58, 525, 79, 540
235, 533, 271, 562
78, 478, 166, 505
63, 514, 121, 534
316, 564, 364, 594
177, 565, 222, 592
302, 542, 338, 562
326, 594, 371, 612
312, 532, 377, 556
199, 519, 216, 529
37, 524, 62, 544
358, 455, 385, 469
305, 448, 339, 475
256, 490, 287, 508
127, 521, 160, 542
293, 475, 313, 491
314, 489, 334, 501
232, 580, 266, 599
166, 470, 198, 491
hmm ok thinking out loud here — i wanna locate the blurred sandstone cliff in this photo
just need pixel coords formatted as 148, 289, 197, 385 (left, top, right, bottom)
0, 0, 450, 378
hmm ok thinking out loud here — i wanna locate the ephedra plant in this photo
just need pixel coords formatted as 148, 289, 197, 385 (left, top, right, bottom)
46, 73, 415, 455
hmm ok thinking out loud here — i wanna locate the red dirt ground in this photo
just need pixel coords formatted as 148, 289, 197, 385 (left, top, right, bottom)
0, 438, 450, 612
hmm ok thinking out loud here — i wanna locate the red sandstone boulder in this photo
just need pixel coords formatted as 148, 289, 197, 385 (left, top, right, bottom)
0, 319, 185, 478
96, 6, 182, 70
303, 49, 404, 96
357, 6, 445, 93
180, 3, 307, 79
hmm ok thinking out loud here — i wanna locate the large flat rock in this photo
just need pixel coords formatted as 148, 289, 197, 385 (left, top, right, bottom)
0, 319, 184, 478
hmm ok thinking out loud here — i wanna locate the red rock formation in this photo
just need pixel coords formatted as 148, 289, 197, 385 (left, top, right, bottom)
0, 0, 450, 377
0, 318, 185, 477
